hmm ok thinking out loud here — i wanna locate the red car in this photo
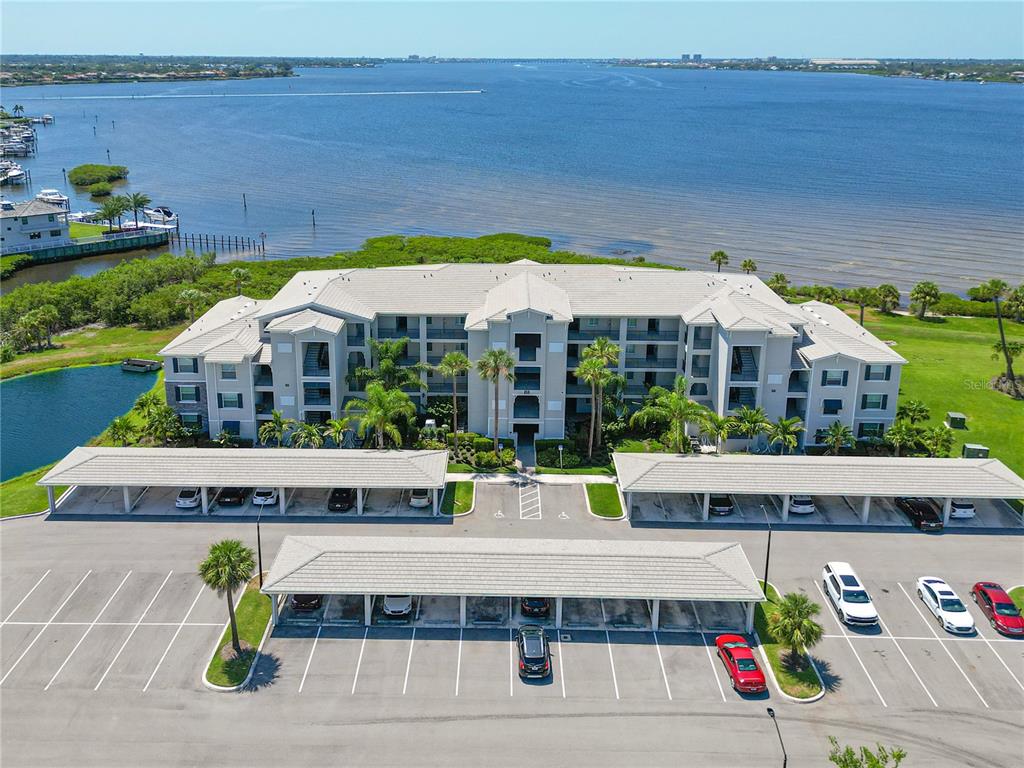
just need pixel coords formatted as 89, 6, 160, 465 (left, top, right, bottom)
715, 634, 767, 694
971, 582, 1024, 636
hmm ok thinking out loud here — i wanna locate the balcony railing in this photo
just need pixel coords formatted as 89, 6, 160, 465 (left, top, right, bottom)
730, 368, 760, 382
427, 381, 468, 394
302, 365, 330, 377
303, 393, 332, 406
788, 379, 809, 393
623, 384, 648, 396
425, 328, 468, 340
377, 327, 413, 339
568, 329, 614, 341
692, 337, 713, 350
626, 330, 679, 341
255, 400, 275, 415
254, 374, 273, 387
566, 382, 590, 394
513, 404, 540, 419
690, 366, 710, 378
625, 358, 677, 369
397, 356, 420, 366
347, 334, 366, 346
516, 347, 539, 362
514, 378, 541, 393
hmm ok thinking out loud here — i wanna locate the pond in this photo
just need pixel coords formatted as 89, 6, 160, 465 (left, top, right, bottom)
0, 365, 158, 481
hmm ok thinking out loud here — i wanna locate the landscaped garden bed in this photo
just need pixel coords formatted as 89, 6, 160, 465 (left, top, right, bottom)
753, 581, 824, 700
204, 575, 272, 689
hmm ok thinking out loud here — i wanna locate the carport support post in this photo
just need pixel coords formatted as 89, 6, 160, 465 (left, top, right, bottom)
702, 492, 710, 522
942, 497, 953, 526
651, 599, 660, 631
432, 487, 439, 517
122, 485, 133, 514
363, 594, 372, 626
271, 594, 279, 626
745, 603, 755, 634
356, 488, 364, 515
555, 597, 563, 629
201, 487, 209, 515
459, 596, 467, 628
278, 487, 286, 515
625, 492, 633, 519
781, 494, 790, 522
861, 495, 871, 524
46, 486, 56, 514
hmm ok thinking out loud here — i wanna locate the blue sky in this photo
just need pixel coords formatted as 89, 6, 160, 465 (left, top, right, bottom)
3, 1, 1022, 59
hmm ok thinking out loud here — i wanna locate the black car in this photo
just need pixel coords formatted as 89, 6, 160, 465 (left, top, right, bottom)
328, 488, 355, 512
895, 497, 944, 531
290, 594, 323, 611
521, 597, 550, 618
516, 625, 552, 679
216, 487, 252, 506
709, 494, 735, 516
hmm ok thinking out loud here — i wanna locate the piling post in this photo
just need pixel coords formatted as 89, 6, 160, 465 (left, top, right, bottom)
243, 193, 247, 210
312, 209, 316, 228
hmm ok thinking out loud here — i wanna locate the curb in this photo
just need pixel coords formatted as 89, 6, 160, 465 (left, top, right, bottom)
755, 580, 826, 703
202, 590, 274, 693
442, 481, 475, 518
0, 486, 74, 522
582, 483, 626, 521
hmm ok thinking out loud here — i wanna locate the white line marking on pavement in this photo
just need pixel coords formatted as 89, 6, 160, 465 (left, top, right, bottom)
96, 570, 173, 691
897, 583, 989, 708
455, 628, 463, 697
518, 482, 542, 520
298, 625, 321, 693
402, 627, 416, 695
692, 602, 726, 703
46, 571, 132, 690
142, 585, 204, 692
0, 571, 91, 687
605, 630, 620, 700
557, 635, 566, 699
876, 614, 938, 707
814, 581, 887, 707
974, 625, 1024, 692
652, 632, 673, 700
6, 620, 223, 627
2, 570, 51, 624
351, 627, 368, 694
509, 627, 515, 696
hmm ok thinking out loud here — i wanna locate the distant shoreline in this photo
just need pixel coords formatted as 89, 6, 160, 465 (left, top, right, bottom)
1, 72, 299, 89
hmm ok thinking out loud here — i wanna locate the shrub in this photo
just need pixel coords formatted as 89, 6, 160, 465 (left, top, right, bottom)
129, 286, 188, 329
68, 163, 129, 186
0, 254, 31, 280
601, 419, 628, 444
447, 431, 479, 446
416, 438, 447, 450
538, 448, 581, 467
474, 450, 500, 468
88, 182, 113, 197
0, 344, 15, 363
931, 293, 997, 318
617, 438, 667, 453
499, 448, 516, 466
472, 436, 493, 453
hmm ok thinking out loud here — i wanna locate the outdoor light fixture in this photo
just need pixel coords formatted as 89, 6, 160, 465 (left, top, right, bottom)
558, 444, 564, 469
761, 504, 773, 597
766, 707, 787, 767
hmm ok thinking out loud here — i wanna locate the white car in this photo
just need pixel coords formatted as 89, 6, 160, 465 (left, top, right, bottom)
917, 577, 975, 634
822, 562, 879, 626
382, 595, 413, 616
789, 495, 816, 515
409, 489, 431, 508
949, 499, 976, 519
175, 488, 202, 509
252, 488, 279, 506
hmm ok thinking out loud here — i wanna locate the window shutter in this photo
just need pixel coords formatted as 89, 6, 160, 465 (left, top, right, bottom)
884, 365, 892, 381
192, 358, 199, 372
238, 394, 243, 408
821, 370, 827, 386
172, 358, 179, 373
217, 393, 223, 408
860, 394, 867, 409
864, 367, 870, 380
841, 371, 848, 386
881, 394, 888, 410
174, 386, 181, 402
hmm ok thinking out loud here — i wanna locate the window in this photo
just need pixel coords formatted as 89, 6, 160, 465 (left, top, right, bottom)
858, 423, 885, 439
29, 232, 41, 240
821, 370, 847, 387
50, 229, 62, 237
173, 357, 199, 374
222, 420, 241, 436
823, 399, 843, 415
626, 345, 636, 354
180, 413, 202, 427
47, 214, 55, 222
218, 393, 243, 409
690, 383, 708, 396
220, 364, 237, 380
587, 318, 599, 327
175, 385, 199, 404
865, 364, 892, 381
21, 217, 28, 224
860, 394, 887, 410
627, 318, 637, 328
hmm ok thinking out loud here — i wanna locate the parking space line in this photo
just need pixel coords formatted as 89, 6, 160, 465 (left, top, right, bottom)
142, 585, 204, 692
652, 632, 673, 700
45, 571, 132, 690
876, 614, 938, 707
509, 627, 514, 697
454, 628, 462, 696
298, 625, 321, 693
813, 582, 887, 707
0, 571, 91, 687
2, 570, 51, 624
897, 583, 989, 708
95, 570, 173, 691
557, 635, 566, 698
692, 602, 727, 703
351, 627, 368, 694
519, 482, 542, 520
974, 626, 1024, 692
402, 628, 416, 695
604, 630, 620, 700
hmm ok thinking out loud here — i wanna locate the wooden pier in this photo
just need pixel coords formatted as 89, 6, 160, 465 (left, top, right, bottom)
170, 231, 265, 255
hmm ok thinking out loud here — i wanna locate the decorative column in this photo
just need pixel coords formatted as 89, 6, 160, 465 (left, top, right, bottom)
278, 487, 286, 515
702, 492, 711, 521
781, 494, 791, 522
363, 594, 373, 626
861, 496, 871, 524
356, 488, 364, 515
651, 599, 660, 631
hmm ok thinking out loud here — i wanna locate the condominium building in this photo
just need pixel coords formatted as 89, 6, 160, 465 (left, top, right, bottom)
0, 198, 71, 253
160, 260, 905, 450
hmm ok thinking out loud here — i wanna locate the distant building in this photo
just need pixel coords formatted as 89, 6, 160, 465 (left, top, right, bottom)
693, 54, 702, 62
680, 54, 691, 62
810, 58, 880, 68
0, 198, 71, 253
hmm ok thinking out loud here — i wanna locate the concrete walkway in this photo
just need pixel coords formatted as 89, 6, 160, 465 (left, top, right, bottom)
446, 471, 617, 485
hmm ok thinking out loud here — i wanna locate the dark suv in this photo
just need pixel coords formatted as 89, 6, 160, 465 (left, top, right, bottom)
328, 488, 355, 512
895, 497, 944, 531
290, 594, 323, 611
709, 495, 734, 516
516, 625, 551, 679
216, 487, 252, 506
521, 597, 550, 618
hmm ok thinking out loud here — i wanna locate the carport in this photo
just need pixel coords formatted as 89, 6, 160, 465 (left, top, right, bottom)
37, 446, 448, 516
262, 535, 764, 632
613, 453, 1024, 525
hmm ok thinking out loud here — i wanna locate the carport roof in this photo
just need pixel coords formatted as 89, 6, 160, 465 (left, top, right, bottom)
612, 453, 1024, 499
38, 447, 449, 489
262, 535, 764, 603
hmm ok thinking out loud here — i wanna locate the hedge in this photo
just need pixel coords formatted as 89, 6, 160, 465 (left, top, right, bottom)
68, 163, 129, 186
0, 254, 31, 280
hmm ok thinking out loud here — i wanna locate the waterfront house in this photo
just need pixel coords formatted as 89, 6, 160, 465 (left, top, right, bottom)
0, 198, 71, 253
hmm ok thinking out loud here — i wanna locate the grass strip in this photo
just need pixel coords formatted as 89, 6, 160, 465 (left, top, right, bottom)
754, 581, 823, 699
440, 481, 475, 515
535, 463, 615, 475
586, 483, 624, 518
0, 464, 65, 518
1009, 587, 1024, 614
205, 578, 272, 688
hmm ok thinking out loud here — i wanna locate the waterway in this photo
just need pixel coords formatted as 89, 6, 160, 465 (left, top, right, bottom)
5, 63, 1022, 291
0, 365, 157, 481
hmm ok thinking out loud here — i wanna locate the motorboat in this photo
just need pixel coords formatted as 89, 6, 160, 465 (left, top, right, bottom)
143, 205, 177, 224
68, 209, 100, 222
0, 161, 27, 184
36, 188, 69, 206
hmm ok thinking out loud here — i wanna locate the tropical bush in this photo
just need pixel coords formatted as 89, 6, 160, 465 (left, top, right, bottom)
0, 254, 31, 280
538, 448, 581, 467
499, 448, 515, 465
472, 436, 494, 453
88, 182, 113, 197
415, 438, 447, 450
67, 163, 129, 186
474, 450, 500, 468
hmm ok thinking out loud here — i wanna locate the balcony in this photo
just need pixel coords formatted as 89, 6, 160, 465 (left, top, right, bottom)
346, 333, 366, 346
730, 346, 760, 382
377, 327, 413, 339
253, 365, 273, 388
691, 367, 710, 379
728, 387, 757, 411
303, 385, 332, 407
302, 342, 330, 378
692, 330, 713, 350
568, 328, 614, 341
623, 384, 648, 397
427, 381, 468, 394
625, 357, 677, 369
788, 377, 809, 393
426, 327, 468, 340
255, 394, 275, 415
566, 382, 590, 395
626, 330, 679, 342
513, 396, 540, 420
397, 356, 420, 366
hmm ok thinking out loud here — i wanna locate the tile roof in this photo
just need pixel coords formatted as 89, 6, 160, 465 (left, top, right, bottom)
264, 308, 346, 335
262, 535, 764, 602
159, 296, 265, 358
795, 302, 906, 364
0, 198, 66, 219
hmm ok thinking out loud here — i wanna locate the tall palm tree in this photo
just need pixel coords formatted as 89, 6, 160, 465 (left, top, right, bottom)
767, 592, 824, 667
133, 391, 163, 419
107, 415, 135, 446
353, 337, 424, 391
883, 420, 918, 457
342, 381, 416, 449
179, 288, 206, 324
434, 351, 471, 449
198, 540, 255, 656
126, 192, 151, 227
766, 273, 789, 295
576, 358, 607, 460
291, 421, 325, 449
112, 195, 131, 228
980, 279, 1020, 398
323, 418, 350, 448
699, 410, 734, 454
875, 284, 901, 314
257, 409, 295, 447
476, 348, 516, 454
709, 250, 729, 272
766, 416, 804, 455
231, 267, 251, 297
740, 258, 757, 274
582, 336, 620, 447
910, 281, 940, 320
896, 399, 929, 425
845, 287, 877, 326
732, 405, 771, 452
822, 421, 854, 455
13, 104, 24, 116
629, 375, 705, 454
97, 198, 124, 233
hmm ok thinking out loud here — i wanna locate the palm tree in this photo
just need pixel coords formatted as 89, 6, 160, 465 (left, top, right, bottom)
35, 304, 59, 348
107, 415, 135, 446
145, 405, 182, 444
980, 279, 1021, 398
353, 337, 424, 391
709, 250, 729, 272
875, 284, 901, 314
732, 405, 771, 452
910, 281, 941, 320
845, 287, 877, 326
111, 195, 131, 228
13, 104, 24, 116
896, 399, 929, 425
766, 416, 804, 455
740, 258, 757, 274
291, 421, 325, 449
883, 420, 918, 457
323, 418, 350, 448
1004, 285, 1024, 323
198, 540, 255, 656
921, 425, 955, 458
821, 421, 854, 455
629, 375, 706, 454
342, 381, 416, 449
767, 592, 824, 666
699, 410, 734, 454
257, 409, 295, 447
126, 192, 151, 228
582, 336, 620, 448
434, 351, 471, 449
97, 198, 124, 233
179, 288, 206, 324
766, 273, 789, 295
476, 348, 516, 454
576, 358, 608, 460
231, 267, 251, 297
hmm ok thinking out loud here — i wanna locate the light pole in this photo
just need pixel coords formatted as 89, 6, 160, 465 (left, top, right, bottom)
558, 444, 563, 469
256, 506, 264, 589
761, 504, 773, 599
766, 707, 787, 767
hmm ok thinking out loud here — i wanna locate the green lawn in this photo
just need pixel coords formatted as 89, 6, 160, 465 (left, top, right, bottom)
440, 481, 475, 515
69, 221, 108, 239
205, 579, 272, 688
0, 324, 182, 380
586, 483, 624, 518
753, 581, 823, 699
536, 463, 615, 475
0, 464, 64, 518
1010, 587, 1024, 614
860, 310, 1024, 477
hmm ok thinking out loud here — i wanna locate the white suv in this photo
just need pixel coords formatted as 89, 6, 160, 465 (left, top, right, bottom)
822, 562, 879, 627
789, 495, 816, 515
